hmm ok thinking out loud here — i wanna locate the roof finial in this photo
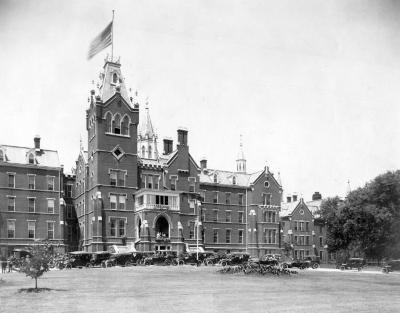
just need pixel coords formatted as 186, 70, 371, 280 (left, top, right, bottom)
145, 97, 149, 110
240, 134, 243, 148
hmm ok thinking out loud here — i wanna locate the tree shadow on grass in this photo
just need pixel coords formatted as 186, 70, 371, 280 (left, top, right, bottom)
18, 287, 68, 293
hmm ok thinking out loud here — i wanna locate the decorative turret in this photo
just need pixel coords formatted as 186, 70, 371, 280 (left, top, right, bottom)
137, 101, 159, 159
236, 135, 246, 173
97, 56, 131, 105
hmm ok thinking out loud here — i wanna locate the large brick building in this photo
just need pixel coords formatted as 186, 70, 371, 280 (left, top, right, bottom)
0, 137, 65, 257
1, 57, 329, 259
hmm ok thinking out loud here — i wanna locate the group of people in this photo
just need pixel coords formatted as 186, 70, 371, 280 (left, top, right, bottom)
1, 257, 14, 274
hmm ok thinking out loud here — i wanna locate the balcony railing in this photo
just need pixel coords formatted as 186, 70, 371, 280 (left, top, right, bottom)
136, 203, 180, 212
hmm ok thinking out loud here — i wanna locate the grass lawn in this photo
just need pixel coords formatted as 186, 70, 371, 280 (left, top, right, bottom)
1, 266, 400, 313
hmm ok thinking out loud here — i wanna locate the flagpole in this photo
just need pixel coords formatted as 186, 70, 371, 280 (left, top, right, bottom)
111, 10, 115, 62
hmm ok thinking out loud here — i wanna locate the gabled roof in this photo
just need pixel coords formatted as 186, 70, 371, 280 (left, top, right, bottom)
0, 145, 60, 168
280, 200, 301, 218
199, 169, 264, 188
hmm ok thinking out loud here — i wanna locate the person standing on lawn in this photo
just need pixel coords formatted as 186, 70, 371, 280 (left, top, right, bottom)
1, 257, 7, 273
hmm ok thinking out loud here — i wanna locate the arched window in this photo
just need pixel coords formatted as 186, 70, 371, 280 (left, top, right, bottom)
121, 115, 129, 135
213, 174, 218, 183
105, 112, 112, 133
141, 146, 145, 157
112, 73, 118, 84
28, 153, 35, 164
113, 114, 121, 134
232, 176, 236, 185
0, 150, 3, 162
148, 146, 152, 159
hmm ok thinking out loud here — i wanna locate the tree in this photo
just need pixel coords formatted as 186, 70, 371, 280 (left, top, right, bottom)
19, 241, 52, 290
320, 170, 400, 260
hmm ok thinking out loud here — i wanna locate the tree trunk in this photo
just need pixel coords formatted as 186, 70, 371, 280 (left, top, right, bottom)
35, 277, 37, 290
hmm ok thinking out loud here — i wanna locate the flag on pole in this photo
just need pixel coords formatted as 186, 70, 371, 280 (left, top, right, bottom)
87, 22, 113, 60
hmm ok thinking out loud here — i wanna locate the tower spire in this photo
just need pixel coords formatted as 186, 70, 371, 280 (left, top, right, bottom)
236, 134, 247, 173
346, 180, 351, 195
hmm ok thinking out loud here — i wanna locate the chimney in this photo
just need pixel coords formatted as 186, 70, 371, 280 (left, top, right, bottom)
163, 137, 173, 155
286, 196, 291, 203
200, 157, 207, 170
177, 127, 188, 146
292, 194, 298, 202
34, 135, 41, 152
312, 192, 322, 201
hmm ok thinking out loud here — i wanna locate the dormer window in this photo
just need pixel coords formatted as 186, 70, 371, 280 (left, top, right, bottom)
28, 153, 35, 164
213, 174, 218, 183
232, 176, 236, 185
0, 150, 3, 162
112, 73, 118, 84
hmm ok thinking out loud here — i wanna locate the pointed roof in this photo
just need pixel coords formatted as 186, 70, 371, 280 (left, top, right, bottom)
98, 60, 130, 104
199, 168, 264, 188
236, 134, 245, 160
139, 103, 156, 138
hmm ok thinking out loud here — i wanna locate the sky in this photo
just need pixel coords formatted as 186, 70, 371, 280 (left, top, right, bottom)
0, 0, 399, 200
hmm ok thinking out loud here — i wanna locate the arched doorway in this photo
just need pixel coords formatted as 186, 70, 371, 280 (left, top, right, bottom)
155, 216, 169, 239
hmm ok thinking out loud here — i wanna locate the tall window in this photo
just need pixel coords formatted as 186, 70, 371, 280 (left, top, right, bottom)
213, 192, 218, 204
105, 112, 112, 133
263, 193, 272, 205
28, 175, 35, 190
170, 176, 177, 191
119, 195, 126, 210
65, 184, 72, 197
47, 199, 55, 213
8, 197, 15, 212
8, 173, 15, 188
189, 222, 195, 239
67, 205, 73, 218
113, 114, 121, 134
225, 193, 231, 205
188, 177, 196, 193
110, 218, 125, 237
238, 194, 244, 205
47, 176, 55, 191
47, 221, 55, 239
154, 176, 159, 189
141, 146, 145, 158
213, 210, 218, 222
28, 221, 36, 239
226, 229, 231, 243
7, 220, 15, 238
117, 171, 125, 187
110, 219, 116, 236
238, 212, 244, 223
300, 222, 304, 231
319, 237, 323, 247
28, 198, 35, 212
118, 220, 125, 237
110, 170, 125, 186
213, 229, 218, 243
225, 211, 231, 223
110, 195, 117, 210
121, 115, 129, 135
147, 175, 153, 189
148, 146, 152, 159
238, 230, 243, 244
306, 222, 309, 231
